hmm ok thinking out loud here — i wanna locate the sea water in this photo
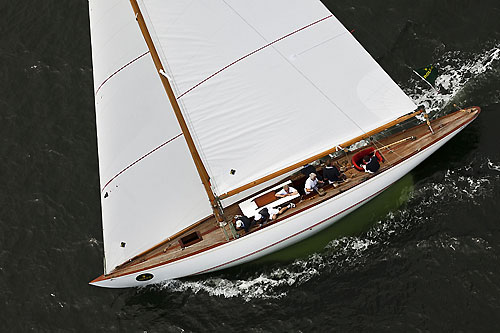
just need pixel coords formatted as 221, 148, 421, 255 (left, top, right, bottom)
1, 0, 499, 331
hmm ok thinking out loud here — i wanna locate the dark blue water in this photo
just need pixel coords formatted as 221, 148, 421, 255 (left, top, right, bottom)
1, 0, 499, 331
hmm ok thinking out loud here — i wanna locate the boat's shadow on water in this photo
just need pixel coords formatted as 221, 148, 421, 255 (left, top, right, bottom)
103, 104, 499, 333
135, 93, 487, 303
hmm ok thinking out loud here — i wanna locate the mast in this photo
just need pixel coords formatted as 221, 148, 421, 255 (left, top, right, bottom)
129, 0, 222, 219
219, 109, 425, 199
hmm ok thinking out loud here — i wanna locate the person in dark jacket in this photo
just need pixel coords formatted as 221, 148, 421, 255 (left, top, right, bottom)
362, 153, 380, 173
301, 164, 323, 180
234, 215, 255, 233
323, 159, 343, 184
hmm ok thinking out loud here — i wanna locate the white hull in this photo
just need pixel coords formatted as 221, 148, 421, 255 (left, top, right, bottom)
91, 121, 470, 288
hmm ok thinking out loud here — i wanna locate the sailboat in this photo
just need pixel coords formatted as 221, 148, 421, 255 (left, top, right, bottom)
88, 0, 479, 288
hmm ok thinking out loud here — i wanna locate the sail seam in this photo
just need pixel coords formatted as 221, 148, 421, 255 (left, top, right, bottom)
101, 133, 183, 193
220, 1, 364, 138
224, 4, 366, 141
95, 51, 150, 95
176, 14, 333, 100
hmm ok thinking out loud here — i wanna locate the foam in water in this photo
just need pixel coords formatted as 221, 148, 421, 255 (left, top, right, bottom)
487, 159, 500, 172
407, 44, 500, 113
157, 257, 324, 301
415, 157, 498, 205
88, 237, 99, 247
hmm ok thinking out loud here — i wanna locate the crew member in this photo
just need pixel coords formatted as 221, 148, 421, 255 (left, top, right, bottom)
362, 153, 380, 173
304, 173, 324, 194
323, 159, 344, 184
234, 215, 255, 233
275, 184, 299, 198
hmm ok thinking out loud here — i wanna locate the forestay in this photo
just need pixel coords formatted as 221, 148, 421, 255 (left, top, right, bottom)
89, 0, 213, 274
138, 0, 417, 198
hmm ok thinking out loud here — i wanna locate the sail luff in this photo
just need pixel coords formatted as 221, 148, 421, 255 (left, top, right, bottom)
129, 0, 219, 213
219, 109, 424, 199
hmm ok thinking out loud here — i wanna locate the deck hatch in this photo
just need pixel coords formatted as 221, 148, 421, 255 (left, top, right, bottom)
179, 231, 203, 248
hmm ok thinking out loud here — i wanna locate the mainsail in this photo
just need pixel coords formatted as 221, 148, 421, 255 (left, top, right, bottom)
137, 0, 417, 198
89, 0, 213, 273
89, 0, 418, 273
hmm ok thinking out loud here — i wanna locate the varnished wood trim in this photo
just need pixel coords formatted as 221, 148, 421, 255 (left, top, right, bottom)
219, 109, 425, 199
111, 214, 214, 272
142, 225, 220, 262
91, 242, 226, 284
257, 109, 479, 227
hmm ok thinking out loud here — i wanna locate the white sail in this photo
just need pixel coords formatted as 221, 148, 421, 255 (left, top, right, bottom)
138, 0, 417, 197
89, 0, 213, 273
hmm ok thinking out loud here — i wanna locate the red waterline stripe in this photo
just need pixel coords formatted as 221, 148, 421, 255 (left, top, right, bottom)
176, 14, 333, 99
95, 51, 150, 95
101, 133, 183, 193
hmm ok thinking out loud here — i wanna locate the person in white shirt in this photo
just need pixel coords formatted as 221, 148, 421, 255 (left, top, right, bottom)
275, 184, 298, 198
267, 207, 281, 220
304, 173, 324, 194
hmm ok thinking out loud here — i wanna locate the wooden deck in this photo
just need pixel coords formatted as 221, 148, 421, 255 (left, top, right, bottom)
98, 107, 479, 280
